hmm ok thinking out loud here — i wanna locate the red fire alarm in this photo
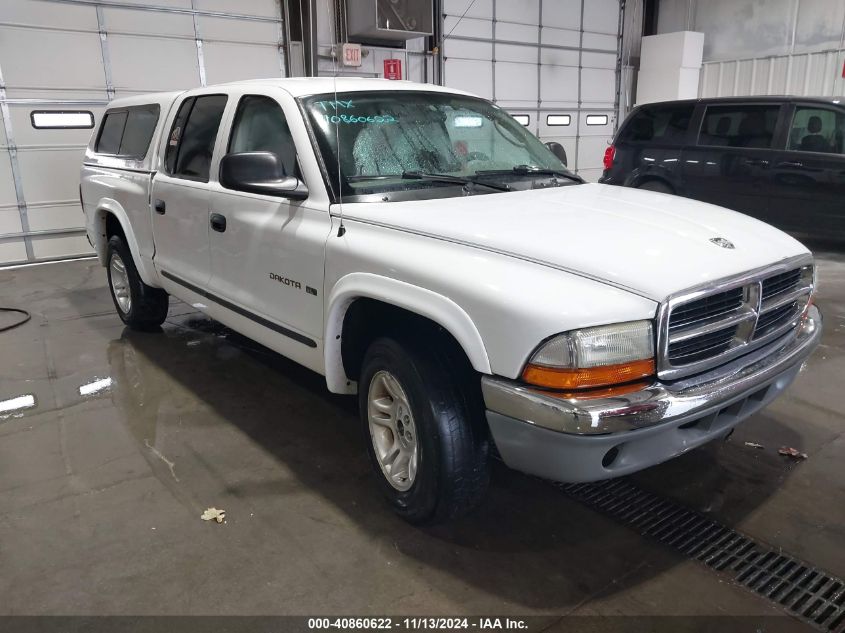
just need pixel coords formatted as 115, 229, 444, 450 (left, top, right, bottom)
384, 59, 402, 80
842, 59, 845, 78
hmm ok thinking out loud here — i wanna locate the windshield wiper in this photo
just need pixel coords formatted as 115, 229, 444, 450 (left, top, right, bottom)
401, 171, 511, 192
348, 174, 410, 181
475, 165, 584, 183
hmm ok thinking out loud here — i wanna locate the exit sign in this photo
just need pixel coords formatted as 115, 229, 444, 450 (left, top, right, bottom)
342, 43, 361, 67
384, 59, 402, 80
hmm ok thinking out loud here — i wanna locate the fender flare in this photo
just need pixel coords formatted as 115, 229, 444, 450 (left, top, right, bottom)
94, 199, 158, 287
324, 273, 492, 394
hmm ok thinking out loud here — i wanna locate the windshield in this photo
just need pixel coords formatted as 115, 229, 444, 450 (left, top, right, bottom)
301, 90, 576, 200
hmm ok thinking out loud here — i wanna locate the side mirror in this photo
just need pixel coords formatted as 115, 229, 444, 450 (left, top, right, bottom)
219, 151, 308, 200
545, 141, 568, 166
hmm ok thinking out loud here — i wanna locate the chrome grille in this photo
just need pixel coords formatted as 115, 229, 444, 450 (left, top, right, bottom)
762, 269, 803, 301
668, 325, 738, 364
669, 287, 744, 331
658, 259, 814, 379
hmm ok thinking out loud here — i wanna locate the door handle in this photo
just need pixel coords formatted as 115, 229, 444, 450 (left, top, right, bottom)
777, 161, 803, 168
745, 159, 769, 167
210, 213, 227, 233
154, 199, 166, 214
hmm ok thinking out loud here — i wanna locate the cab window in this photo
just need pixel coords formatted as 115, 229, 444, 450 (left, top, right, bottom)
227, 95, 300, 178
164, 94, 228, 182
697, 104, 780, 149
788, 106, 845, 154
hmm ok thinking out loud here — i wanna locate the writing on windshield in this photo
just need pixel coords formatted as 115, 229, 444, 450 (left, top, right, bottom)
302, 91, 568, 199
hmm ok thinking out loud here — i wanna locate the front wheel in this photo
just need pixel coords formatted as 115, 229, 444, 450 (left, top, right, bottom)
107, 235, 169, 330
359, 336, 490, 524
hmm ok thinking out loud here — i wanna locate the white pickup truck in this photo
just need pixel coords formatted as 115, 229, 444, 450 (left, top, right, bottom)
80, 78, 822, 524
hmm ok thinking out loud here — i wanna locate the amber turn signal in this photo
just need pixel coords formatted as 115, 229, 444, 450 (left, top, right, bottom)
522, 358, 656, 390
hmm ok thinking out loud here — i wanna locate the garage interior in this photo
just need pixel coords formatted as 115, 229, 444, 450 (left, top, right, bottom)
1, 0, 844, 629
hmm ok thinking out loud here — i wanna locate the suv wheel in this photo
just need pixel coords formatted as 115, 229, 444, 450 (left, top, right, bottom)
359, 336, 490, 524
107, 235, 169, 330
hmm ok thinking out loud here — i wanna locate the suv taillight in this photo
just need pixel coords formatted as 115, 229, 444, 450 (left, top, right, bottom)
603, 145, 616, 170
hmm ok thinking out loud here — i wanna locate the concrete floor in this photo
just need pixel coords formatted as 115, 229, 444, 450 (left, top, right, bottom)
0, 245, 842, 619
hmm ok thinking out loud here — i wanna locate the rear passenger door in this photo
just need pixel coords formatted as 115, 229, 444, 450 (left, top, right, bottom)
768, 103, 845, 238
151, 93, 228, 293
681, 103, 783, 219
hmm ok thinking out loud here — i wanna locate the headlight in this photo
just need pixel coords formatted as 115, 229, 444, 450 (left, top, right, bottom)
522, 320, 655, 390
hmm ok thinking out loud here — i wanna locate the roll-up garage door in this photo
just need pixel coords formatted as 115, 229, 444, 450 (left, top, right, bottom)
0, 0, 288, 265
442, 0, 622, 181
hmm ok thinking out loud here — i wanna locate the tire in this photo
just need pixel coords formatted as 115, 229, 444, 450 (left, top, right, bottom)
106, 234, 169, 330
358, 335, 490, 524
637, 180, 674, 194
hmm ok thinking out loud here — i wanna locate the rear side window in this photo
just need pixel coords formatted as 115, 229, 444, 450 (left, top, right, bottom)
165, 94, 228, 182
165, 98, 194, 173
95, 105, 160, 157
788, 106, 845, 154
620, 104, 694, 145
697, 104, 780, 149
96, 111, 128, 154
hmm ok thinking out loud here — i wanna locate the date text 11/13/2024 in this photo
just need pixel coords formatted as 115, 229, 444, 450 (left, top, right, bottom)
307, 618, 528, 630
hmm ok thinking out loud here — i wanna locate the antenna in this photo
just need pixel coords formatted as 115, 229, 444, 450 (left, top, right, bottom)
328, 0, 346, 237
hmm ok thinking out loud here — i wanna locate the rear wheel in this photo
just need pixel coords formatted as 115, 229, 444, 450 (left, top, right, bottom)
107, 235, 169, 330
637, 180, 674, 194
359, 335, 490, 524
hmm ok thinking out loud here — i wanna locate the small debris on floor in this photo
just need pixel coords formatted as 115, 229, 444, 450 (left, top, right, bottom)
778, 447, 808, 460
744, 442, 765, 449
201, 507, 226, 523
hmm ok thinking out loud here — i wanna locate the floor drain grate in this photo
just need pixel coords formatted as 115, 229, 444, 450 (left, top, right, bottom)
558, 478, 845, 632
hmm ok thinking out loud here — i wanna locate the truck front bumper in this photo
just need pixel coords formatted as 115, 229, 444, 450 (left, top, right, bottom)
482, 305, 822, 483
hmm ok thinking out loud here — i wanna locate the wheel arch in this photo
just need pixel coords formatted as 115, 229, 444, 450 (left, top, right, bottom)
93, 199, 157, 286
632, 174, 677, 193
324, 273, 492, 394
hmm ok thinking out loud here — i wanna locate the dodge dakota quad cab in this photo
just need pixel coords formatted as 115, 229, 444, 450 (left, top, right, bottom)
80, 78, 822, 524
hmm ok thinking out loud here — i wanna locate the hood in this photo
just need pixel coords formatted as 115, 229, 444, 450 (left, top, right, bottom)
341, 183, 810, 301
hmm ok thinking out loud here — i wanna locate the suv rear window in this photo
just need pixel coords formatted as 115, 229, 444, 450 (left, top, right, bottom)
620, 104, 694, 145
788, 106, 845, 154
95, 104, 160, 158
697, 104, 780, 149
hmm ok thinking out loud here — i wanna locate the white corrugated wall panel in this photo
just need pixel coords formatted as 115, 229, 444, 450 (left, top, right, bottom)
700, 50, 845, 98
0, 0, 287, 264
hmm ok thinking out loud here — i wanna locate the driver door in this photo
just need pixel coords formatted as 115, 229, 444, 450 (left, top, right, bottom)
207, 92, 331, 347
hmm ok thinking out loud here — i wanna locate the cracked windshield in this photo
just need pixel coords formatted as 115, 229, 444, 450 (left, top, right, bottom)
302, 90, 579, 199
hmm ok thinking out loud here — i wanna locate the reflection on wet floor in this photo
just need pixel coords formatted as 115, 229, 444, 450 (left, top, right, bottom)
0, 393, 37, 418
78, 377, 113, 397
0, 252, 843, 616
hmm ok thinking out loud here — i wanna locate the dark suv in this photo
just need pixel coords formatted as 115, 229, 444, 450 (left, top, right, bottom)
599, 96, 845, 240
